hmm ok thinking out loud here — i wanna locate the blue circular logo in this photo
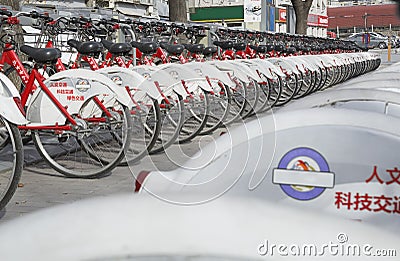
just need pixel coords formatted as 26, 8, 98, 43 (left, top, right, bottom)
277, 147, 330, 201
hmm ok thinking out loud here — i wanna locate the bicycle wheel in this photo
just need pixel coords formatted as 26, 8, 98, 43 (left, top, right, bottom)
122, 96, 161, 165
177, 87, 209, 143
245, 81, 267, 116
323, 66, 336, 89
0, 117, 23, 210
276, 73, 298, 106
318, 67, 329, 91
267, 76, 283, 109
200, 81, 231, 135
224, 78, 248, 125
256, 80, 275, 113
307, 69, 320, 94
150, 92, 184, 154
241, 80, 261, 118
297, 69, 315, 99
32, 96, 132, 178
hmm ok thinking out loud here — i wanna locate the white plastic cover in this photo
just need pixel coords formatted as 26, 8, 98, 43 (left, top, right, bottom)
26, 69, 128, 126
0, 73, 28, 125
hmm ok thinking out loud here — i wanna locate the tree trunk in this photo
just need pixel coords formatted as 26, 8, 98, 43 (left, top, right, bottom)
169, 0, 187, 22
0, 0, 20, 10
291, 0, 313, 35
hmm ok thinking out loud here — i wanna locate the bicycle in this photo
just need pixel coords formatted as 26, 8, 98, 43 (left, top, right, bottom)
1, 11, 132, 178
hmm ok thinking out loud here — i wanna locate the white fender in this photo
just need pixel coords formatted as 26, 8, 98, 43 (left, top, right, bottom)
225, 60, 262, 82
280, 57, 306, 74
319, 54, 336, 68
97, 67, 161, 102
267, 58, 297, 76
261, 59, 286, 78
285, 56, 314, 74
182, 62, 235, 87
133, 65, 187, 99
26, 69, 129, 126
300, 55, 326, 70
208, 60, 252, 84
157, 63, 213, 92
331, 54, 345, 67
326, 54, 342, 67
291, 56, 318, 73
237, 59, 277, 80
0, 73, 28, 125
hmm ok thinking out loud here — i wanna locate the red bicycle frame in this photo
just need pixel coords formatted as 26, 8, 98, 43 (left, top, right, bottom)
0, 43, 77, 129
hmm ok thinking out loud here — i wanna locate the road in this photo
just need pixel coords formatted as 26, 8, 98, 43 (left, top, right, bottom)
1, 50, 399, 222
371, 48, 400, 66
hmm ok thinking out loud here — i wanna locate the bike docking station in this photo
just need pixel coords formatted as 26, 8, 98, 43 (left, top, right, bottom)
0, 6, 399, 257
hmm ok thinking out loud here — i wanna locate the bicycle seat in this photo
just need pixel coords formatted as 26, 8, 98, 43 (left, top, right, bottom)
20, 45, 61, 64
183, 44, 204, 54
233, 42, 246, 51
159, 42, 184, 55
213, 41, 233, 50
274, 44, 284, 52
203, 46, 217, 56
101, 39, 132, 56
311, 45, 320, 52
266, 44, 275, 52
67, 39, 103, 56
130, 41, 158, 54
287, 46, 297, 55
249, 45, 266, 53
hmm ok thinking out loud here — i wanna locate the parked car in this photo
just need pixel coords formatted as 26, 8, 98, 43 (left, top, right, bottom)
347, 32, 388, 49
370, 32, 398, 47
393, 35, 400, 48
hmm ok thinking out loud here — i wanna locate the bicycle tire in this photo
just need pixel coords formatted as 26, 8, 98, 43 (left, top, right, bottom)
122, 97, 162, 165
32, 96, 132, 178
0, 117, 23, 210
241, 79, 260, 118
200, 81, 231, 135
150, 93, 185, 154
224, 78, 248, 125
177, 87, 210, 143
276, 73, 298, 106
267, 76, 283, 109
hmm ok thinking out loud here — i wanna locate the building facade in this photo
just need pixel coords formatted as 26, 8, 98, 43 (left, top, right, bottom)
21, 0, 331, 36
275, 0, 328, 37
21, 0, 162, 19
328, 0, 394, 7
328, 4, 400, 37
188, 0, 276, 32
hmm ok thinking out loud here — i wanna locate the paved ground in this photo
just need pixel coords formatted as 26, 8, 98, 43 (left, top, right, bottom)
371, 48, 400, 67
1, 50, 399, 223
0, 129, 223, 222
